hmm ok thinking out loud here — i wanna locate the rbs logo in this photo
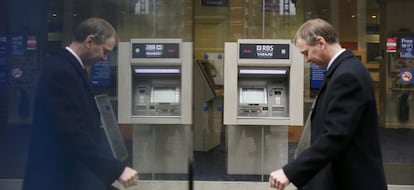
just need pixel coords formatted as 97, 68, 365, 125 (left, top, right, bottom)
256, 45, 274, 51
256, 45, 274, 57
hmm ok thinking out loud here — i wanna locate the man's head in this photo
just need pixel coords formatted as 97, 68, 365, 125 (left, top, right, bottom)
293, 18, 341, 68
70, 17, 117, 65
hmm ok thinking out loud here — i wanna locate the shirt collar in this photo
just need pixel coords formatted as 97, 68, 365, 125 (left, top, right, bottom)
65, 47, 85, 69
326, 48, 346, 71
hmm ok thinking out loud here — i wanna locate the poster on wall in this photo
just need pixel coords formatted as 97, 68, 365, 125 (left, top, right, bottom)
8, 64, 36, 86
10, 35, 26, 56
91, 60, 111, 87
386, 37, 397, 53
7, 34, 38, 86
399, 68, 414, 85
26, 35, 37, 50
400, 38, 414, 58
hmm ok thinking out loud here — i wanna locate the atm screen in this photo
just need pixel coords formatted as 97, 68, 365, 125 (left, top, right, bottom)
240, 88, 267, 104
151, 87, 179, 103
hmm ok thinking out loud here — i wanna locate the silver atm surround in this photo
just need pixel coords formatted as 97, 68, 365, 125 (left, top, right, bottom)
224, 39, 303, 176
117, 39, 193, 175
224, 39, 303, 126
118, 39, 192, 125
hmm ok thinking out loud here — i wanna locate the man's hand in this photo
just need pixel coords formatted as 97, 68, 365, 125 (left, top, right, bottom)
117, 167, 138, 188
269, 169, 290, 190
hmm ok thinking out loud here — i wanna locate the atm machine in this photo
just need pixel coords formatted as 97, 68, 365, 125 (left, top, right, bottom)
117, 39, 192, 176
224, 39, 303, 176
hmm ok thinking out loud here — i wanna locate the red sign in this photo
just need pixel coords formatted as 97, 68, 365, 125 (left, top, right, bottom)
386, 37, 397, 52
27, 35, 37, 50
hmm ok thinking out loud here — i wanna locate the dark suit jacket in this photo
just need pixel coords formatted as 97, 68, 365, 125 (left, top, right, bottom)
283, 50, 387, 190
23, 48, 125, 190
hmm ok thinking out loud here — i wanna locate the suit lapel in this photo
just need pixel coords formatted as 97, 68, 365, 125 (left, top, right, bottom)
311, 50, 354, 118
59, 49, 101, 121
60, 49, 94, 94
323, 50, 353, 79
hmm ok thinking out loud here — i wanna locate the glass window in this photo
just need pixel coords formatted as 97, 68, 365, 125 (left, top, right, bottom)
0, 0, 413, 189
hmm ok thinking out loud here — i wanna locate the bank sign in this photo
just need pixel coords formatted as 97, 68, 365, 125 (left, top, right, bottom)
239, 43, 290, 59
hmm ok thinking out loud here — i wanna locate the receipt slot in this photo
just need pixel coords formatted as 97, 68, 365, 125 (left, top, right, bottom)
224, 39, 303, 175
118, 39, 192, 175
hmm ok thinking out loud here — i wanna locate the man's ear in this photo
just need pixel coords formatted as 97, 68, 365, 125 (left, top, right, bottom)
315, 36, 326, 48
85, 35, 95, 48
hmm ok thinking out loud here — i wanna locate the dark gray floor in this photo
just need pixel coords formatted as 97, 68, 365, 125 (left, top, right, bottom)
0, 125, 30, 179
379, 127, 414, 184
0, 124, 413, 185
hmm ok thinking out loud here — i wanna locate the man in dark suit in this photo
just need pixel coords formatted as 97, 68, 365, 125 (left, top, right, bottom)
23, 17, 138, 190
269, 18, 387, 190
